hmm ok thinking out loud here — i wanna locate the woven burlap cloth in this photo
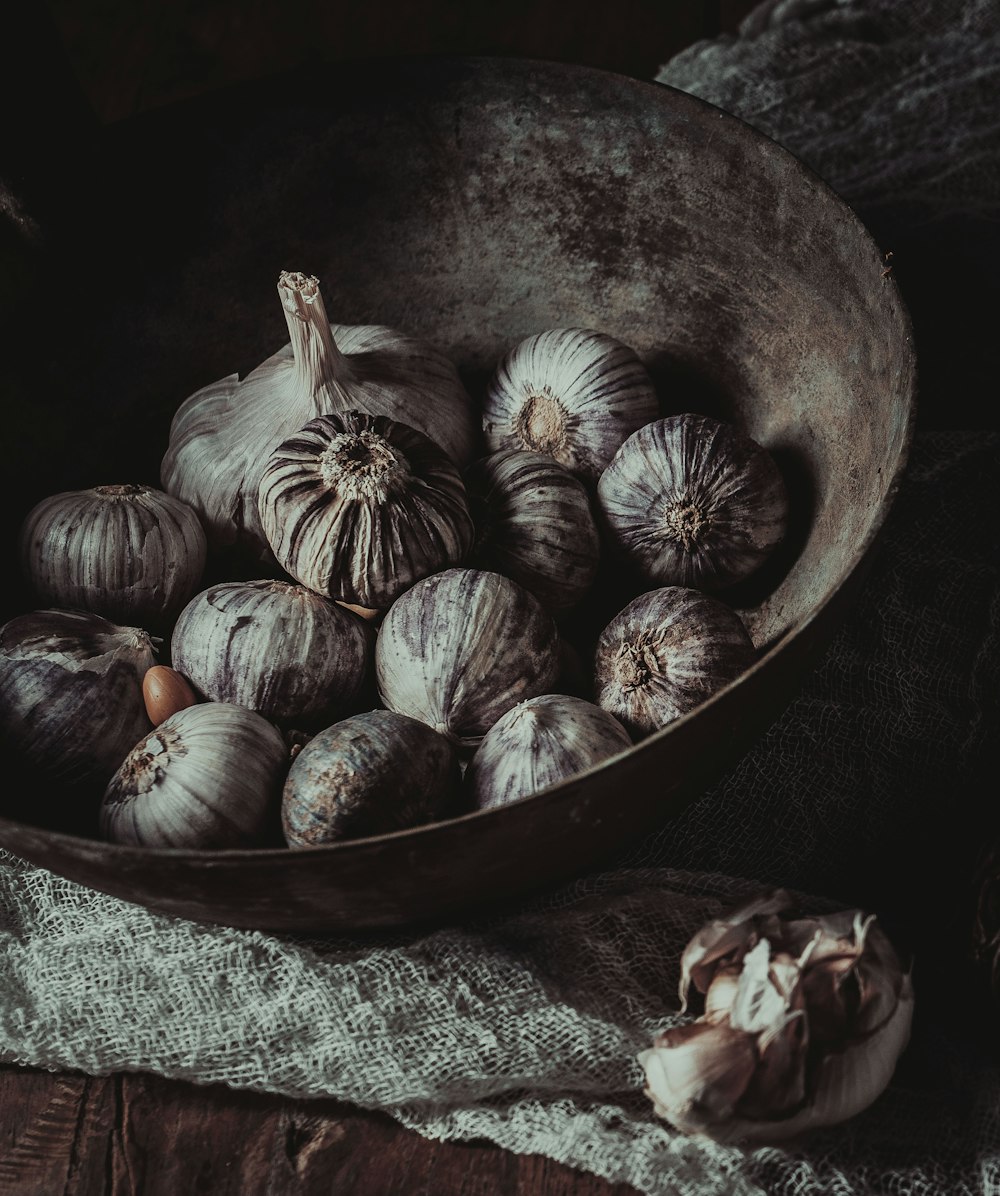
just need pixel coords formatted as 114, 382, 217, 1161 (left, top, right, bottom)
3, 3, 999, 1192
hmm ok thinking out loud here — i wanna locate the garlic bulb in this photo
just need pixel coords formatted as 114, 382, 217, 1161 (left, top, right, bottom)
259, 411, 474, 609
593, 587, 754, 738
282, 709, 461, 845
465, 450, 600, 611
598, 415, 789, 591
375, 568, 561, 748
100, 702, 287, 848
19, 484, 207, 627
467, 694, 630, 809
481, 328, 658, 486
171, 580, 371, 728
0, 609, 155, 785
161, 270, 478, 556
638, 891, 914, 1143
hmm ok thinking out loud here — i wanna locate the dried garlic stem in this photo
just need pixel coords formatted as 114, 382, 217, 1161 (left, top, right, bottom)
278, 270, 349, 410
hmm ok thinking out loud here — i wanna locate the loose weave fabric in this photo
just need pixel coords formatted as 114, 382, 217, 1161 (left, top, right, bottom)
3, 3, 1000, 1194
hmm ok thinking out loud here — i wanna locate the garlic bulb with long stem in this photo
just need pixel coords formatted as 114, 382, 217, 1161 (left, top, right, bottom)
0, 609, 155, 786
481, 328, 658, 486
161, 270, 478, 557
19, 484, 207, 628
100, 702, 287, 848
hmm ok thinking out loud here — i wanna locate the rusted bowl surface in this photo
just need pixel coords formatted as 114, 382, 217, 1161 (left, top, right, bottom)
0, 57, 915, 929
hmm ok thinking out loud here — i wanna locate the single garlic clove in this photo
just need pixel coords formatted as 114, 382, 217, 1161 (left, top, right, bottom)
466, 694, 631, 809
282, 709, 462, 846
464, 449, 600, 611
482, 328, 659, 486
19, 484, 207, 629
593, 586, 755, 739
142, 665, 198, 726
639, 1019, 758, 1128
597, 414, 789, 591
375, 568, 561, 749
258, 411, 474, 609
100, 702, 287, 848
171, 579, 371, 730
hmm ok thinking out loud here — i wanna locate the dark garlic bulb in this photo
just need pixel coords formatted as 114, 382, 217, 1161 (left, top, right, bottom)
482, 328, 658, 486
375, 568, 561, 748
597, 415, 789, 591
282, 709, 461, 846
171, 580, 370, 728
467, 694, 631, 810
19, 484, 207, 628
0, 609, 155, 786
100, 702, 286, 848
465, 449, 600, 611
258, 411, 474, 609
594, 587, 754, 738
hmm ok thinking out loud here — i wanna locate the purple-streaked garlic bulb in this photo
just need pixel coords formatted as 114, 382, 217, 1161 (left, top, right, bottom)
375, 568, 561, 748
464, 449, 600, 611
258, 411, 474, 610
282, 709, 461, 846
594, 587, 754, 738
597, 415, 789, 591
481, 328, 658, 486
19, 484, 207, 628
100, 702, 287, 848
171, 580, 370, 729
161, 270, 478, 557
0, 609, 155, 785
466, 694, 631, 809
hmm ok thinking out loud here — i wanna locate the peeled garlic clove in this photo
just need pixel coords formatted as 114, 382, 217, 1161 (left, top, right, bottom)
161, 270, 478, 557
375, 568, 561, 748
282, 709, 461, 846
464, 449, 600, 611
0, 609, 155, 786
19, 484, 207, 628
171, 580, 371, 729
466, 694, 630, 809
594, 586, 754, 739
482, 328, 658, 486
142, 665, 198, 726
258, 411, 474, 609
597, 414, 789, 591
100, 702, 286, 848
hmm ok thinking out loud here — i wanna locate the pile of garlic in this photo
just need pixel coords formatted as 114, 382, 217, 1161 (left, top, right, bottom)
1, 270, 791, 851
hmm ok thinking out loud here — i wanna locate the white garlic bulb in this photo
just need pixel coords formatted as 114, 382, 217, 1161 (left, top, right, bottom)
594, 587, 754, 738
100, 702, 287, 848
171, 580, 371, 728
19, 484, 207, 628
464, 449, 600, 610
598, 415, 789, 591
466, 694, 631, 809
161, 270, 479, 557
0, 609, 155, 786
481, 328, 658, 486
375, 568, 561, 748
258, 411, 474, 609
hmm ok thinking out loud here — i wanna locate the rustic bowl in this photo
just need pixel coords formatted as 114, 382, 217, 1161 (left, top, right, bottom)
0, 57, 915, 930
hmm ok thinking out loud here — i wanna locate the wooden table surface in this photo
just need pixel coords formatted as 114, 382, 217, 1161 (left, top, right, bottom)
0, 3, 756, 1192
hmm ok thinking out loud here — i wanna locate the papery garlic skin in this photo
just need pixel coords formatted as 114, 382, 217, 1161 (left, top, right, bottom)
375, 568, 561, 748
100, 702, 286, 848
467, 694, 631, 809
598, 415, 789, 591
465, 450, 600, 611
161, 270, 478, 557
259, 411, 474, 609
19, 484, 207, 628
594, 587, 755, 738
0, 609, 155, 785
482, 329, 658, 486
282, 709, 461, 846
171, 580, 370, 729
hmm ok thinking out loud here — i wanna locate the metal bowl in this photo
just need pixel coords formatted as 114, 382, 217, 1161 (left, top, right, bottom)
0, 57, 915, 929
